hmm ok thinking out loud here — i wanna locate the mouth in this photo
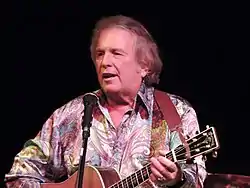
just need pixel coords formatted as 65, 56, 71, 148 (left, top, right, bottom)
102, 73, 117, 80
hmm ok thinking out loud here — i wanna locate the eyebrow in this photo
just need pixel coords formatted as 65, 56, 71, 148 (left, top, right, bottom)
96, 47, 128, 55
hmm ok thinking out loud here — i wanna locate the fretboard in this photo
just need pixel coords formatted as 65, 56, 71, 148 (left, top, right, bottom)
109, 163, 151, 188
109, 150, 178, 188
108, 126, 219, 188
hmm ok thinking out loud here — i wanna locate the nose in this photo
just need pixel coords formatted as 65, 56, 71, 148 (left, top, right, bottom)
100, 52, 112, 68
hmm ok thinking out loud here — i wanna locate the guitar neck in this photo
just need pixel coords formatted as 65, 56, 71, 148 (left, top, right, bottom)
109, 150, 177, 188
109, 126, 220, 188
109, 163, 151, 188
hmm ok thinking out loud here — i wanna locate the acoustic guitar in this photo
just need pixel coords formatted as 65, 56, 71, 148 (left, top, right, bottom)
41, 126, 220, 188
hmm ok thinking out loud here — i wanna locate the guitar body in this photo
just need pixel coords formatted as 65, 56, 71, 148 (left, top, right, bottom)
41, 126, 220, 188
41, 165, 122, 188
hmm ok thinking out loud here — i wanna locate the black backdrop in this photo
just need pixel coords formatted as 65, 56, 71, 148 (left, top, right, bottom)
4, 1, 249, 187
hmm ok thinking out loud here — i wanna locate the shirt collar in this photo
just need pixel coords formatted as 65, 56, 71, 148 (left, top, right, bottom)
93, 82, 154, 115
137, 82, 154, 114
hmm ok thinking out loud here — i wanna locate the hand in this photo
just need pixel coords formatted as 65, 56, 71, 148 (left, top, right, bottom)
149, 150, 182, 186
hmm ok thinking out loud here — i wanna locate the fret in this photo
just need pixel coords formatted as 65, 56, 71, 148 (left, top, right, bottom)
121, 179, 126, 188
118, 179, 125, 188
135, 170, 140, 186
171, 149, 177, 162
125, 177, 129, 188
146, 165, 150, 178
136, 169, 144, 184
142, 166, 149, 180
130, 174, 136, 188
116, 181, 121, 188
140, 168, 145, 182
111, 182, 119, 188
167, 152, 173, 161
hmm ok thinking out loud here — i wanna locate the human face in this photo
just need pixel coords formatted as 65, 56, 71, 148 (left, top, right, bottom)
94, 27, 148, 96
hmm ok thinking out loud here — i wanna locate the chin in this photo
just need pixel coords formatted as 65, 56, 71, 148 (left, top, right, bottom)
102, 85, 121, 95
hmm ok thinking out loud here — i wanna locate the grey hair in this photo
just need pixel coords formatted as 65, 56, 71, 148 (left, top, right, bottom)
90, 15, 163, 86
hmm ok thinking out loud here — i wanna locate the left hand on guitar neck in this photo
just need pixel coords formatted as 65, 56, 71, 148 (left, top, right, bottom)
149, 150, 183, 186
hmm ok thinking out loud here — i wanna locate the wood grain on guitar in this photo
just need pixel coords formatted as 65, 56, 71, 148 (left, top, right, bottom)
41, 126, 220, 188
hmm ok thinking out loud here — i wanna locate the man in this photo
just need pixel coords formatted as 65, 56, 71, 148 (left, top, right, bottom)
5, 15, 207, 187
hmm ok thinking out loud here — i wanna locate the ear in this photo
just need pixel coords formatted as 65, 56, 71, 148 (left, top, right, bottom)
136, 60, 149, 77
140, 67, 149, 78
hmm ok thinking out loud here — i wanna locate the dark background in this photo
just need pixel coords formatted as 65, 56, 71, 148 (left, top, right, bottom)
3, 1, 249, 187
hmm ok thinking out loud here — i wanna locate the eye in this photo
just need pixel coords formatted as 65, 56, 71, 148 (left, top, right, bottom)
113, 52, 122, 55
96, 51, 104, 57
111, 49, 123, 56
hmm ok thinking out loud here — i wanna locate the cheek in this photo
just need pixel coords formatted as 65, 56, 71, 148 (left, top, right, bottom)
94, 61, 100, 70
94, 64, 102, 80
94, 62, 102, 74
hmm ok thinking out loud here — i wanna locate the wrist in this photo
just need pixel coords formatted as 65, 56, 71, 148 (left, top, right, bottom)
168, 171, 186, 187
156, 164, 186, 187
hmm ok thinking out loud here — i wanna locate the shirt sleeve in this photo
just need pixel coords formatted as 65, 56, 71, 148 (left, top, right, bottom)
155, 96, 208, 188
4, 113, 67, 188
172, 99, 207, 187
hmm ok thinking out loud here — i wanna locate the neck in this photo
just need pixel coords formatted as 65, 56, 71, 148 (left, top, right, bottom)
106, 92, 136, 110
105, 87, 141, 110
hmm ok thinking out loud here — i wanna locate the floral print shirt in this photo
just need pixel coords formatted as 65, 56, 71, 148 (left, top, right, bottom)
5, 83, 207, 187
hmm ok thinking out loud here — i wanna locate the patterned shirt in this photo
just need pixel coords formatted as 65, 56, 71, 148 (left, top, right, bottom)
5, 83, 207, 187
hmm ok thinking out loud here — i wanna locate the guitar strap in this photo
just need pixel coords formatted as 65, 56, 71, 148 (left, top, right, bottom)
150, 89, 191, 161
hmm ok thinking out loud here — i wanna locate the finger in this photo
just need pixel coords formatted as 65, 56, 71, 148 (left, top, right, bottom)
157, 156, 177, 172
150, 157, 165, 178
150, 157, 172, 179
159, 150, 168, 156
149, 173, 157, 182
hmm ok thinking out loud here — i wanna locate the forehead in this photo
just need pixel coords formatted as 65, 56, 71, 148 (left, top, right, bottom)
96, 27, 137, 51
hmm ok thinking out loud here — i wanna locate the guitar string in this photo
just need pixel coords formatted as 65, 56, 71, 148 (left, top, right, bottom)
110, 148, 181, 188
110, 134, 209, 188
